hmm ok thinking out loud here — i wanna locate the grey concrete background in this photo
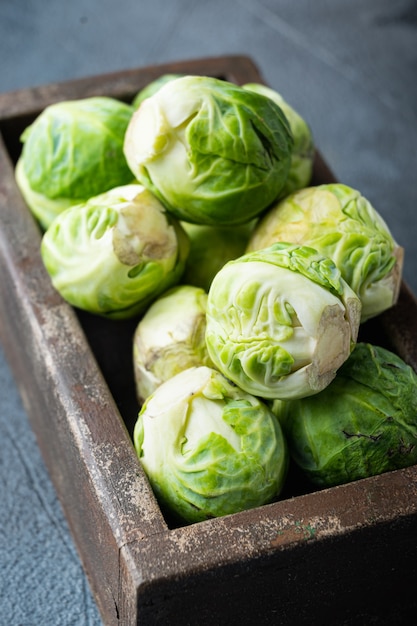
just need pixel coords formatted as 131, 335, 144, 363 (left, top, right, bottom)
0, 1, 416, 624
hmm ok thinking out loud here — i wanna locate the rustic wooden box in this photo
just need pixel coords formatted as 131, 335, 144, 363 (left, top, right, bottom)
1, 55, 417, 625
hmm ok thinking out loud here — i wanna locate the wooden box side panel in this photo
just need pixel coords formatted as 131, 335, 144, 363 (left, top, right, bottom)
124, 464, 417, 624
129, 514, 417, 625
0, 135, 167, 624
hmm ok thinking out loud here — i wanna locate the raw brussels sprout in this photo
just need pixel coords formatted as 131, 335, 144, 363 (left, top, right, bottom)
123, 75, 294, 226
15, 96, 134, 229
247, 184, 403, 321
243, 82, 315, 196
132, 73, 183, 109
205, 242, 361, 400
41, 184, 189, 319
278, 343, 417, 487
134, 365, 288, 524
133, 284, 214, 403
180, 221, 255, 291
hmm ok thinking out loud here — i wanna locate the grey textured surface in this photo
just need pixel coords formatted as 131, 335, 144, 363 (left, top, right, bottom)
0, 1, 416, 624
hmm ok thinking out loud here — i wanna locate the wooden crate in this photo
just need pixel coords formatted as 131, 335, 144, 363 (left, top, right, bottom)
1, 55, 417, 625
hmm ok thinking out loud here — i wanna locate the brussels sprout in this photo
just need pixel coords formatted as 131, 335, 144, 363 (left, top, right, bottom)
133, 284, 214, 403
123, 75, 293, 226
243, 82, 314, 196
180, 221, 255, 291
247, 184, 403, 321
134, 365, 288, 523
41, 184, 189, 319
278, 343, 417, 487
15, 97, 134, 229
205, 242, 361, 400
132, 73, 183, 109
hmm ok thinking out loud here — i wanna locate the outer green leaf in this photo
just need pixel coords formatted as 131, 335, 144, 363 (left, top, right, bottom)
279, 343, 417, 487
132, 74, 184, 109
134, 366, 288, 524
248, 184, 403, 321
205, 243, 361, 400
41, 184, 189, 319
180, 220, 255, 291
16, 97, 134, 229
124, 75, 293, 226
243, 82, 315, 195
133, 284, 214, 403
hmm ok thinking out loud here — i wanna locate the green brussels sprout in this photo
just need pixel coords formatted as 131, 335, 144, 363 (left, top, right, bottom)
132, 73, 184, 109
123, 75, 294, 226
278, 343, 417, 487
180, 220, 255, 291
133, 284, 214, 403
15, 96, 135, 229
243, 82, 315, 196
134, 365, 288, 524
205, 242, 361, 400
247, 184, 403, 321
41, 184, 189, 319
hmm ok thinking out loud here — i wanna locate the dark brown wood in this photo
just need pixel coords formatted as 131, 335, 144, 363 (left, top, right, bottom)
1, 55, 417, 625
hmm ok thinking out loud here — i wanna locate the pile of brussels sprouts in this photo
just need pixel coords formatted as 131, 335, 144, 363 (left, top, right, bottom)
16, 73, 417, 525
